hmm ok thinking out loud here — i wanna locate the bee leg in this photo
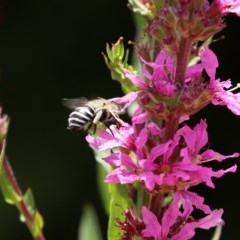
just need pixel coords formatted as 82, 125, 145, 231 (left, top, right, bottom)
86, 110, 103, 134
103, 122, 114, 136
109, 112, 122, 129
85, 122, 93, 133
94, 109, 115, 135
92, 124, 97, 134
93, 110, 104, 124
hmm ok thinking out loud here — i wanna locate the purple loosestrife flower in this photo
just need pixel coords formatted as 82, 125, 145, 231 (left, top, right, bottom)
87, 1, 240, 239
86, 42, 239, 240
86, 44, 240, 238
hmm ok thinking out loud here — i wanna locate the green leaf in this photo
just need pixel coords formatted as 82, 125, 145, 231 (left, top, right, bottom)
0, 166, 22, 204
24, 188, 35, 212
32, 210, 44, 238
108, 183, 132, 240
20, 189, 44, 238
78, 205, 103, 240
106, 43, 113, 62
20, 210, 45, 238
20, 188, 36, 222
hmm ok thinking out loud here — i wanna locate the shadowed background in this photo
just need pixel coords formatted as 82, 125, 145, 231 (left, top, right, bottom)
0, 1, 240, 239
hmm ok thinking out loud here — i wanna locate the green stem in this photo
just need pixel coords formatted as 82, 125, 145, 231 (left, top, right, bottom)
164, 38, 193, 140
149, 193, 164, 219
3, 156, 46, 240
175, 38, 193, 86
149, 39, 193, 216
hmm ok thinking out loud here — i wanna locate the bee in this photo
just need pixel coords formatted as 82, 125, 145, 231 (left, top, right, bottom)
62, 97, 124, 133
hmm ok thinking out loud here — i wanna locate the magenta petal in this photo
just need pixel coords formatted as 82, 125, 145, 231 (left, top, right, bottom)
105, 168, 139, 184
141, 63, 153, 80
86, 129, 118, 151
181, 191, 211, 214
172, 209, 224, 240
212, 165, 237, 179
171, 224, 196, 240
193, 119, 208, 151
161, 193, 181, 237
178, 120, 208, 154
142, 207, 161, 239
135, 128, 148, 151
216, 0, 240, 16
195, 209, 224, 229
217, 91, 240, 115
139, 172, 162, 191
210, 79, 240, 115
149, 140, 173, 162
104, 153, 121, 166
201, 149, 240, 162
85, 134, 109, 150
147, 122, 162, 135
200, 47, 218, 80
186, 63, 204, 82
111, 92, 139, 110
132, 107, 148, 124
124, 69, 147, 88
119, 153, 137, 168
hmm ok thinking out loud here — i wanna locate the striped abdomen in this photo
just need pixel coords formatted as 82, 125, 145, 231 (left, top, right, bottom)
68, 105, 95, 131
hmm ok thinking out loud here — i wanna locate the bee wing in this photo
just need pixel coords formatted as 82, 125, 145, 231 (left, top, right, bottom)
62, 97, 89, 110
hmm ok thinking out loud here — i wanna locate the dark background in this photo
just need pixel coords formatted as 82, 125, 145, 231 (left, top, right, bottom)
0, 1, 240, 239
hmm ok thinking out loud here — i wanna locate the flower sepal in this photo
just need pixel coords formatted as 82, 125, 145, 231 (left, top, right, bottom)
103, 37, 139, 93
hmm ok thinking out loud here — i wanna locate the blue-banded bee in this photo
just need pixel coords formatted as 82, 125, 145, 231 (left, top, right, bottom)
62, 97, 124, 133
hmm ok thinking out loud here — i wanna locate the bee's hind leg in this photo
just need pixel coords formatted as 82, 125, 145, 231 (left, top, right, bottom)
85, 122, 95, 133
103, 122, 114, 136
86, 110, 103, 134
